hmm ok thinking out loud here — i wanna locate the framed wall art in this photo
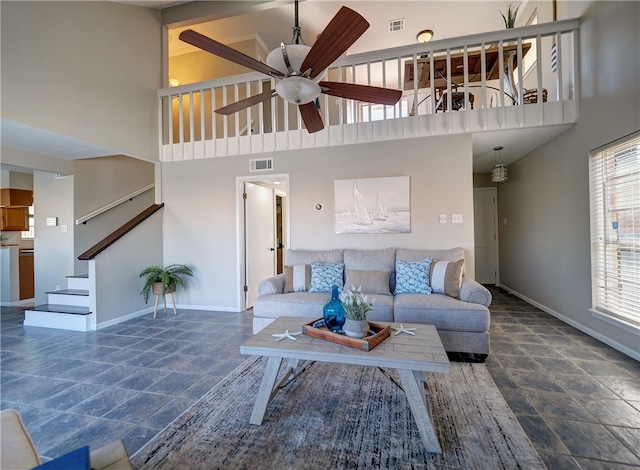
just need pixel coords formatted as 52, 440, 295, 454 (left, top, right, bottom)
334, 176, 410, 234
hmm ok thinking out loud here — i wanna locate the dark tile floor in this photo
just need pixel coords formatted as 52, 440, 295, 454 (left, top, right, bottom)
1, 287, 639, 468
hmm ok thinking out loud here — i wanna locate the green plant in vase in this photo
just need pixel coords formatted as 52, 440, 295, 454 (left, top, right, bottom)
340, 285, 373, 338
139, 264, 193, 303
501, 3, 520, 28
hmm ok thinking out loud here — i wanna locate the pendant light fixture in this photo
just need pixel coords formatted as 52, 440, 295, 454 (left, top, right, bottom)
491, 146, 508, 182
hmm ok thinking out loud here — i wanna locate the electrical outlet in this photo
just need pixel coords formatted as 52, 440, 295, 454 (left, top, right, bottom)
452, 214, 463, 224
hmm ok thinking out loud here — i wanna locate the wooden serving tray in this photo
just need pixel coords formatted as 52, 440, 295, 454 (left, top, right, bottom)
302, 319, 391, 352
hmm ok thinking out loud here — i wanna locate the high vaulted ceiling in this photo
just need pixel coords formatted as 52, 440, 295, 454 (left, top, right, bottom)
167, 1, 516, 58
4, 1, 573, 174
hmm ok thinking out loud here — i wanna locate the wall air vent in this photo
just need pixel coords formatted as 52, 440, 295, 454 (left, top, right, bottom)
249, 158, 273, 172
388, 19, 405, 33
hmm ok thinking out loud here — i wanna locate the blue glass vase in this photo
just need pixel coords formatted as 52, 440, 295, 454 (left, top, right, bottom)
323, 285, 345, 333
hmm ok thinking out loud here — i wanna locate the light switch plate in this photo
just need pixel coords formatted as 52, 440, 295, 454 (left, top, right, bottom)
439, 214, 447, 223
452, 214, 463, 224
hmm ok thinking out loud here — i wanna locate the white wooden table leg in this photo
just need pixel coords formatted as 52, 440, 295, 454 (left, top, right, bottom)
397, 368, 442, 454
170, 291, 177, 315
153, 294, 159, 319
250, 356, 283, 425
269, 358, 300, 402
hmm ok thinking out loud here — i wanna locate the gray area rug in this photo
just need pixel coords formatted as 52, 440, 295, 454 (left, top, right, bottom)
132, 356, 543, 469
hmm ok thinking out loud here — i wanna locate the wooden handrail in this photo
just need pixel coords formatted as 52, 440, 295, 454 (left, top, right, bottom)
75, 184, 154, 225
78, 204, 164, 260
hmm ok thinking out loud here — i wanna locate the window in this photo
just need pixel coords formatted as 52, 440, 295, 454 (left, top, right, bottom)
589, 131, 640, 327
21, 205, 34, 239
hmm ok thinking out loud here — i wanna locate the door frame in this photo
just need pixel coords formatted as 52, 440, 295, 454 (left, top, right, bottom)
236, 174, 290, 311
473, 187, 499, 285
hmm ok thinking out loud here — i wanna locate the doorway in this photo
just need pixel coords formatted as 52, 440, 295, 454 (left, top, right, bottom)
238, 175, 289, 310
473, 187, 499, 284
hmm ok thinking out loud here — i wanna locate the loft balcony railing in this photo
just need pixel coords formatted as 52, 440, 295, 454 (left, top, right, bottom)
158, 18, 579, 162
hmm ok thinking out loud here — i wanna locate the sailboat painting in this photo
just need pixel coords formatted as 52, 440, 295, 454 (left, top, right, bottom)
335, 176, 410, 234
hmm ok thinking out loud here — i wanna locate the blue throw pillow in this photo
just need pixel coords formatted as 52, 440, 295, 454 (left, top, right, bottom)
309, 262, 345, 293
394, 258, 432, 294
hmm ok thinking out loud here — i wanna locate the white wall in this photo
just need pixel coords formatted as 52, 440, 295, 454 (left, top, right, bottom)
162, 134, 475, 311
72, 156, 156, 272
498, 1, 640, 357
93, 213, 163, 327
1, 1, 162, 161
33, 171, 75, 305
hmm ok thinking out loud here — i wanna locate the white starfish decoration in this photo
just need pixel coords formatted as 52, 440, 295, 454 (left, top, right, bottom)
392, 324, 417, 336
272, 330, 302, 341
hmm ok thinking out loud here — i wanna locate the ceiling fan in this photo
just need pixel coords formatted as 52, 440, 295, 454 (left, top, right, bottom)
178, 1, 402, 133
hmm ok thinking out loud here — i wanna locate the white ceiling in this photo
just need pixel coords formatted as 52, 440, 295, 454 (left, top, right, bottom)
3, 0, 574, 174
168, 1, 513, 58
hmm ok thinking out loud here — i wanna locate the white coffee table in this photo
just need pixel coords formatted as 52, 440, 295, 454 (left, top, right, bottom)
240, 316, 451, 454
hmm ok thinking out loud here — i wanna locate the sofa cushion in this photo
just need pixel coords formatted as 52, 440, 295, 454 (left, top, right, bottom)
396, 248, 466, 274
286, 249, 344, 265
343, 248, 395, 271
309, 262, 344, 293
344, 270, 392, 296
283, 265, 311, 293
394, 259, 432, 294
431, 259, 465, 298
394, 293, 489, 332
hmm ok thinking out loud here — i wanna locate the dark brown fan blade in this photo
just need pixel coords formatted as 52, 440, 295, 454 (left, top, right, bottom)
319, 82, 402, 106
215, 89, 277, 115
179, 29, 284, 78
300, 7, 369, 79
298, 102, 324, 133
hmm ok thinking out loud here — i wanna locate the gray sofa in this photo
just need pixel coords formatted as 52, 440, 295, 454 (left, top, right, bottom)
253, 247, 492, 357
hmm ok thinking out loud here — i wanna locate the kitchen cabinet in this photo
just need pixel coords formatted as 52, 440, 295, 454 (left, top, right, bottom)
1, 207, 29, 231
0, 189, 32, 207
19, 252, 34, 299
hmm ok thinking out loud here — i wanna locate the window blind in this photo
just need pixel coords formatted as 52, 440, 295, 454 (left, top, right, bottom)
589, 131, 640, 326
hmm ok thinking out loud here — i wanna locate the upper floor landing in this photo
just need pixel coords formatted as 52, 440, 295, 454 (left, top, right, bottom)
158, 19, 579, 162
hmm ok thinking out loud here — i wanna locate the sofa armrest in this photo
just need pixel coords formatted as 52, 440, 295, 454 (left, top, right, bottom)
459, 277, 492, 307
258, 273, 286, 295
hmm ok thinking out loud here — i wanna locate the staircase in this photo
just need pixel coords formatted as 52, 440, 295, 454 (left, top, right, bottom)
23, 275, 92, 332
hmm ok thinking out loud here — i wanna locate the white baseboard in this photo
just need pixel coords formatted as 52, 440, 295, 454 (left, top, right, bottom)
497, 283, 640, 361
95, 307, 154, 330
175, 304, 242, 313
1, 298, 35, 307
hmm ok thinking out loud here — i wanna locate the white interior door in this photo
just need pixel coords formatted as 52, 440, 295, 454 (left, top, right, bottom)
244, 182, 276, 309
473, 188, 498, 284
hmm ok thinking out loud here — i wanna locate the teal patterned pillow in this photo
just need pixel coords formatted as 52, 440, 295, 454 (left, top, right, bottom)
394, 258, 432, 294
309, 262, 344, 293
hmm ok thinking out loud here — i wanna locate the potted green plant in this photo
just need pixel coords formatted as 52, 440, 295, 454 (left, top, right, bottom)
339, 285, 373, 338
501, 3, 520, 28
139, 264, 193, 304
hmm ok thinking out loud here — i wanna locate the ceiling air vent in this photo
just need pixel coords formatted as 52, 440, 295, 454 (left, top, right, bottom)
388, 18, 405, 33
249, 158, 273, 172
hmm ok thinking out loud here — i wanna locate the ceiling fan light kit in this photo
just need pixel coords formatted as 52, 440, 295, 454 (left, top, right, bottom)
276, 76, 322, 105
178, 1, 402, 133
